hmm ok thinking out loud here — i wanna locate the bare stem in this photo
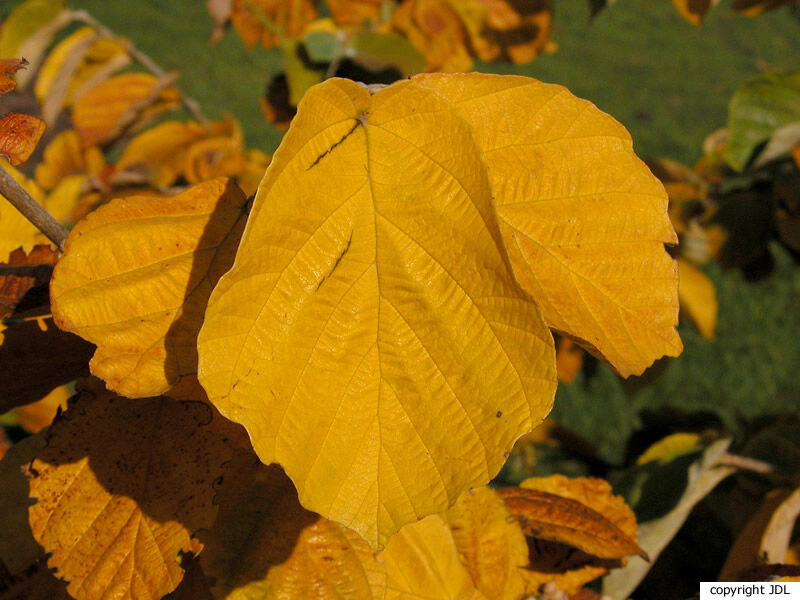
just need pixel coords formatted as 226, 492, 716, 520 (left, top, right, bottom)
717, 452, 774, 474
70, 9, 209, 124
0, 164, 68, 251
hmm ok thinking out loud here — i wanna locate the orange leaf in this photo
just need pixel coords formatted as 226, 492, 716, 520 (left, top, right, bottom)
50, 178, 248, 398
34, 129, 106, 190
499, 487, 646, 561
231, 0, 317, 49
327, 0, 384, 24
0, 112, 46, 166
677, 258, 717, 340
392, 0, 474, 72
72, 73, 180, 147
28, 380, 233, 600
556, 336, 584, 384
0, 57, 28, 95
0, 244, 58, 319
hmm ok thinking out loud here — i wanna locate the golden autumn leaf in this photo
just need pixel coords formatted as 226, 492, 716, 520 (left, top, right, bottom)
453, 0, 555, 65
231, 0, 317, 49
392, 0, 475, 72
28, 380, 232, 600
199, 448, 386, 600
412, 72, 681, 376
50, 177, 249, 398
0, 158, 50, 258
672, 0, 720, 25
555, 336, 584, 384
508, 475, 644, 595
15, 384, 70, 433
327, 0, 384, 24
34, 129, 106, 191
0, 112, 46, 166
197, 75, 558, 548
0, 57, 29, 96
677, 258, 717, 339
71, 72, 181, 147
382, 515, 488, 600
444, 486, 528, 600
636, 432, 702, 465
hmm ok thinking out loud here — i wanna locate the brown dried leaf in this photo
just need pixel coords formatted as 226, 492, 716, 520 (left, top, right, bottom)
0, 58, 29, 96
0, 112, 45, 166
0, 244, 58, 319
499, 486, 646, 560
28, 380, 232, 600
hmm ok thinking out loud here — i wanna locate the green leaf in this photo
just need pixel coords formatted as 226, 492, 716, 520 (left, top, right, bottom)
346, 31, 426, 77
281, 38, 325, 107
725, 70, 800, 171
304, 30, 342, 64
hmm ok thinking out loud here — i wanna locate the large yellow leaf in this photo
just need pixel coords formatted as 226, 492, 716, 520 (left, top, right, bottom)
51, 178, 248, 397
28, 380, 232, 600
197, 76, 557, 548
412, 72, 681, 376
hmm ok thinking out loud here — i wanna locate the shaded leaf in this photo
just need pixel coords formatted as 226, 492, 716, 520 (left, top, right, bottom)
677, 258, 717, 339
0, 0, 70, 88
603, 438, 736, 599
72, 72, 181, 147
0, 432, 47, 576
412, 72, 681, 376
0, 314, 93, 414
0, 112, 46, 167
15, 385, 70, 433
753, 122, 800, 167
0, 557, 72, 600
28, 380, 232, 600
382, 515, 488, 600
0, 58, 29, 96
199, 448, 386, 599
555, 336, 584, 384
444, 486, 528, 600
725, 71, 800, 171
51, 177, 248, 398
197, 75, 557, 548
0, 244, 58, 319
722, 488, 800, 579
34, 129, 106, 191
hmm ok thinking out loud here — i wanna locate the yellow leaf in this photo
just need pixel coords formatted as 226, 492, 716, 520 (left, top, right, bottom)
28, 380, 232, 600
382, 515, 488, 600
677, 258, 717, 340
199, 448, 386, 600
35, 129, 106, 191
51, 178, 248, 398
392, 0, 475, 72
14, 384, 70, 433
636, 432, 703, 465
413, 72, 681, 376
555, 336, 584, 384
672, 0, 719, 25
197, 76, 557, 548
0, 0, 70, 88
117, 120, 210, 188
44, 173, 87, 225
72, 72, 181, 147
444, 487, 528, 600
0, 157, 49, 258
0, 111, 46, 166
